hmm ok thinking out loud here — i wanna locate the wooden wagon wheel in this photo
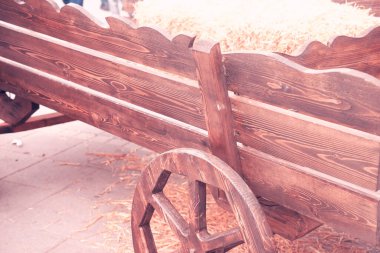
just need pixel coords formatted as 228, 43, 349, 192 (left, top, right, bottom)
131, 148, 275, 253
0, 89, 39, 126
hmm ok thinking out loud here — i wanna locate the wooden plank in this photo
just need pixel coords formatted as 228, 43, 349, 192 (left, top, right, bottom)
0, 23, 206, 130
0, 57, 209, 153
279, 26, 380, 79
239, 146, 380, 245
332, 0, 380, 16
0, 0, 197, 79
232, 96, 380, 190
225, 52, 380, 135
0, 112, 73, 134
192, 41, 242, 175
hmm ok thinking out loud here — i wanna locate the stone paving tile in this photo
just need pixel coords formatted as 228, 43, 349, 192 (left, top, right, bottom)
46, 238, 111, 253
0, 146, 45, 179
3, 130, 83, 160
49, 136, 132, 171
0, 218, 63, 253
6, 184, 98, 238
0, 129, 37, 148
0, 180, 52, 221
4, 158, 98, 192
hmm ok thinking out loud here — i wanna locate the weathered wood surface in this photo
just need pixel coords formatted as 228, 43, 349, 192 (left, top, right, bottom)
332, 0, 380, 16
2, 55, 380, 243
3, 17, 379, 191
280, 26, 380, 79
192, 40, 243, 211
0, 112, 73, 134
0, 0, 198, 80
0, 22, 206, 130
2, 54, 376, 243
0, 57, 209, 153
192, 41, 242, 175
131, 149, 275, 253
239, 146, 380, 245
225, 52, 380, 135
232, 96, 380, 191
0, 89, 39, 126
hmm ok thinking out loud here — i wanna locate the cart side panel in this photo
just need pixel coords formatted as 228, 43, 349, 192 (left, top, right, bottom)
279, 26, 380, 79
232, 96, 380, 191
0, 0, 197, 80
0, 58, 209, 153
2, 57, 377, 244
225, 52, 380, 135
240, 147, 380, 245
0, 21, 206, 130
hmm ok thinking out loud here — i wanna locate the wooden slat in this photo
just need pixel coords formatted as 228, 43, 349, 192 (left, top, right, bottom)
225, 52, 380, 135
279, 26, 380, 79
332, 0, 380, 16
192, 41, 242, 175
0, 57, 209, 153
0, 112, 73, 134
192, 40, 242, 211
0, 22, 206, 130
232, 96, 380, 190
0, 0, 197, 79
239, 146, 380, 245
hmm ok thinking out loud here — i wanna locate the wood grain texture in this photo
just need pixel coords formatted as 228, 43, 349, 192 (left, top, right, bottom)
332, 0, 380, 16
2, 56, 380, 243
225, 52, 380, 135
131, 149, 275, 252
0, 112, 73, 134
0, 0, 197, 79
0, 23, 205, 129
239, 146, 380, 245
232, 96, 380, 190
192, 41, 242, 175
280, 26, 380, 79
0, 57, 209, 153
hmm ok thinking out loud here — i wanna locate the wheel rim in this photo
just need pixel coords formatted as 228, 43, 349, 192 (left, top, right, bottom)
131, 148, 274, 253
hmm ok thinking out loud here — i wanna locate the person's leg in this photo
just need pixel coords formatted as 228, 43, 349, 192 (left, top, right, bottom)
109, 0, 120, 15
64, 0, 83, 6
100, 0, 110, 11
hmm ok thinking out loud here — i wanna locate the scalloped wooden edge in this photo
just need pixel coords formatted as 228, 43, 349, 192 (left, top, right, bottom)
12, 0, 196, 48
288, 25, 380, 57
11, 0, 380, 62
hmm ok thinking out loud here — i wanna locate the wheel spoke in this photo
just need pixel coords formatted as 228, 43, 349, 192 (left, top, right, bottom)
199, 227, 244, 252
152, 192, 190, 239
189, 180, 207, 232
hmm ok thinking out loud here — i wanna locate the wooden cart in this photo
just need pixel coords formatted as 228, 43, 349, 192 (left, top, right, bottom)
1, 0, 380, 252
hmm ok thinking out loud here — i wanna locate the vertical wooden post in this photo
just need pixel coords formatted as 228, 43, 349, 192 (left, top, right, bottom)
192, 40, 242, 176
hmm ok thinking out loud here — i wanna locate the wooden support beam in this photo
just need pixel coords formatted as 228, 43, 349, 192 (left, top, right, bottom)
0, 112, 73, 134
0, 89, 39, 126
192, 41, 242, 175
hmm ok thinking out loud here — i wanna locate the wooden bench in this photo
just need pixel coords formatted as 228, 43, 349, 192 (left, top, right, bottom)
1, 0, 380, 251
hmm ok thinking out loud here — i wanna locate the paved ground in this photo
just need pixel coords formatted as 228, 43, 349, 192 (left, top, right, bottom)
0, 118, 153, 252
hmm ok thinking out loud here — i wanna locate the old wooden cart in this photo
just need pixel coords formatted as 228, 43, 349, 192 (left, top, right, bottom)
1, 0, 380, 252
